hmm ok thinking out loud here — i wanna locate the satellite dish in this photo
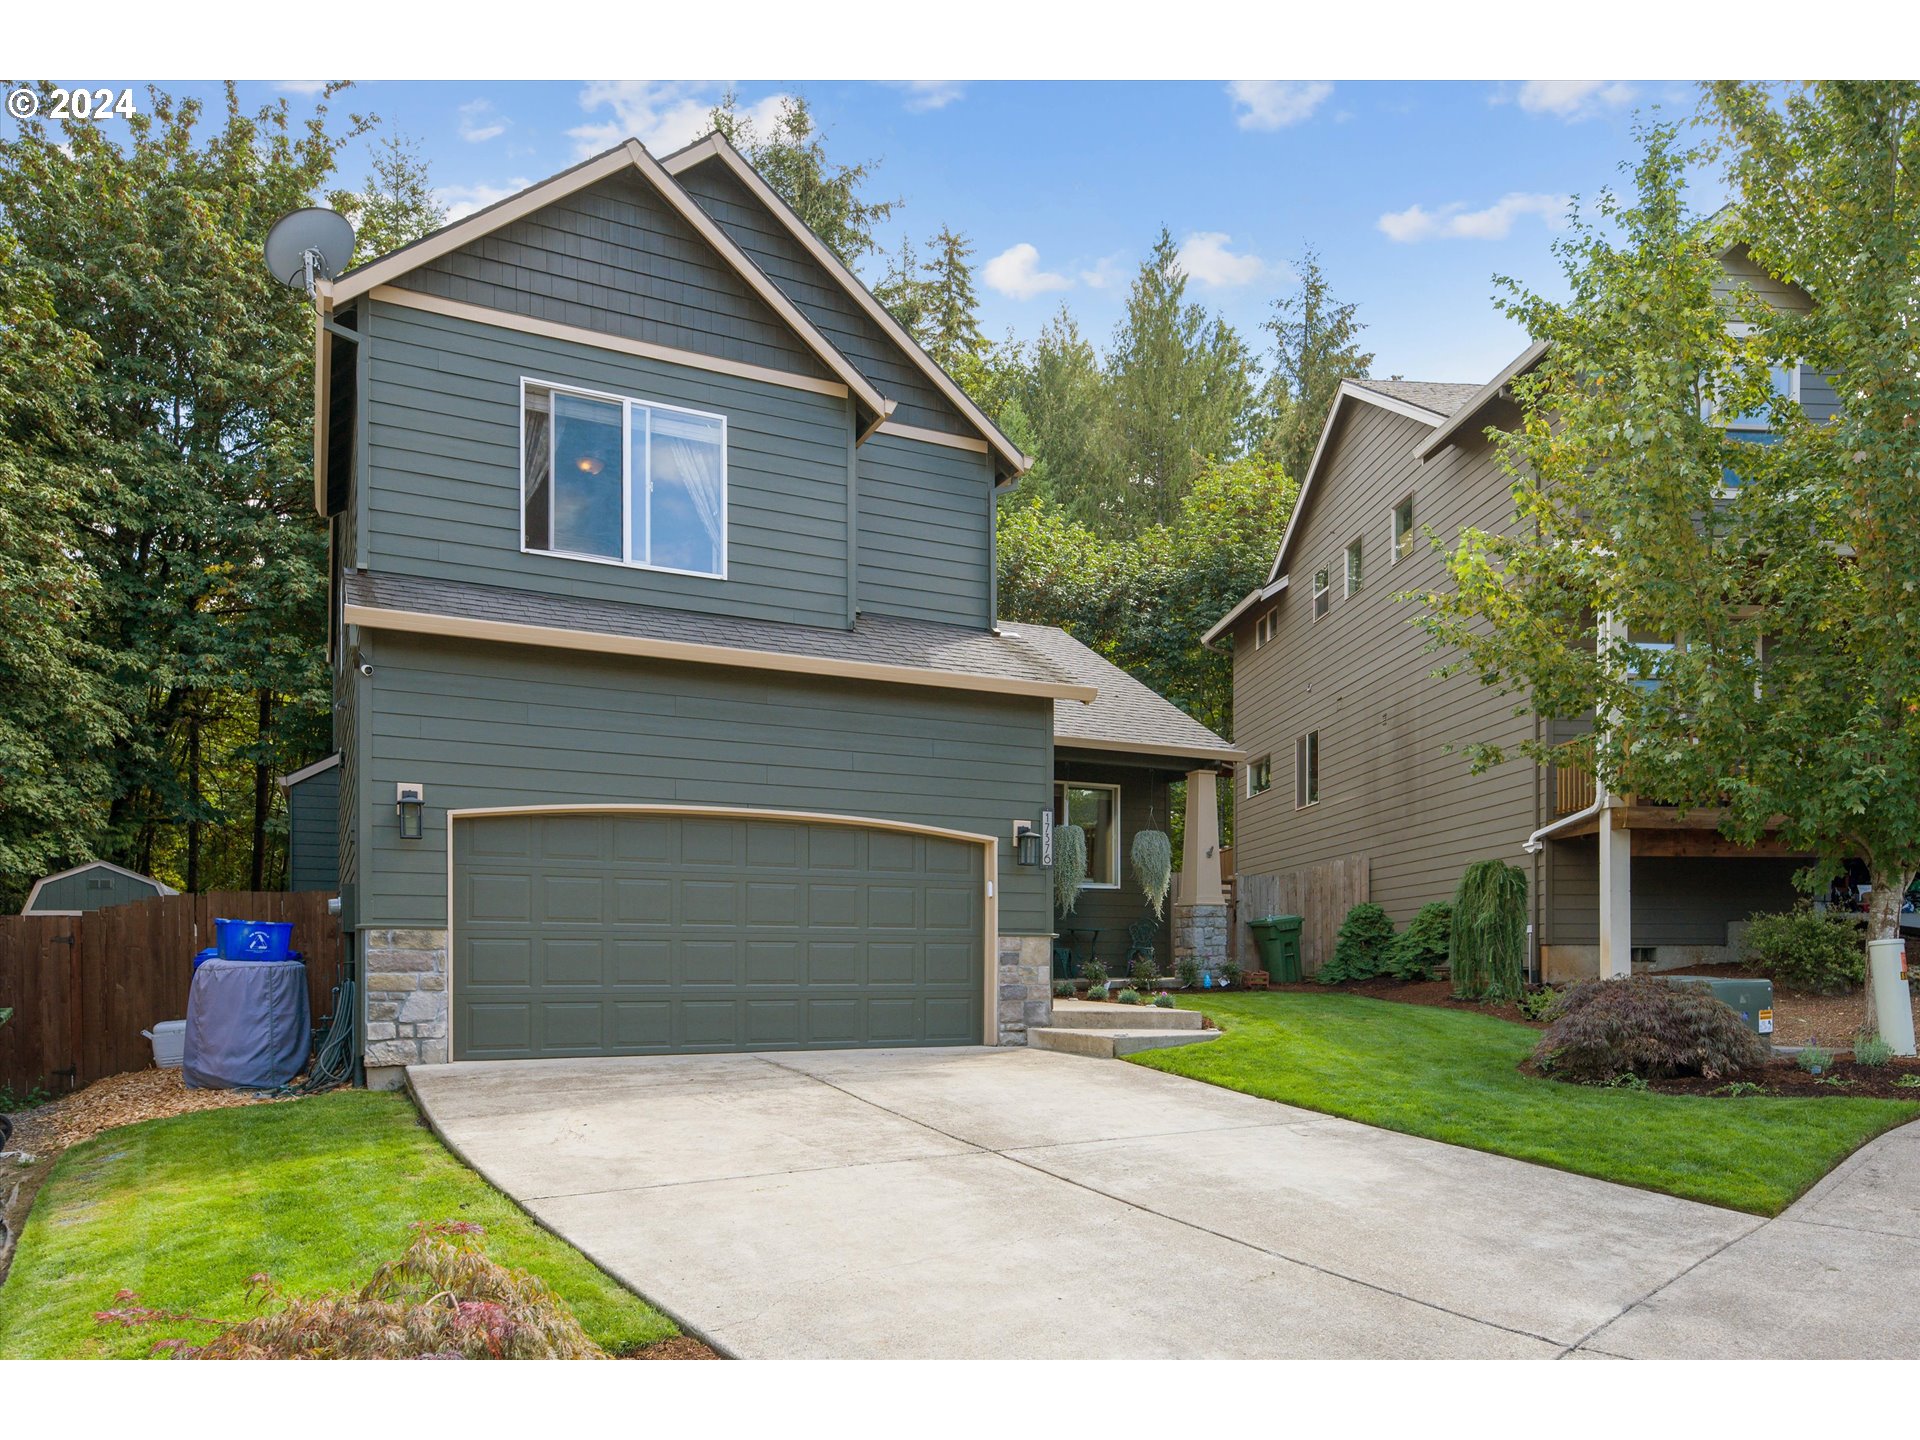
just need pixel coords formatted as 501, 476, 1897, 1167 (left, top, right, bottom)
264, 207, 356, 295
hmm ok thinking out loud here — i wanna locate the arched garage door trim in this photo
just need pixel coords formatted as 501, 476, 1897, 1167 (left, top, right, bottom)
445, 804, 1000, 1057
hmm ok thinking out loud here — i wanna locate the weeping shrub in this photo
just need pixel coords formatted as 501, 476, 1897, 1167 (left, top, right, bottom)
1318, 902, 1396, 984
1451, 860, 1528, 1001
1131, 829, 1174, 918
1384, 902, 1452, 982
1053, 824, 1088, 916
1532, 978, 1768, 1084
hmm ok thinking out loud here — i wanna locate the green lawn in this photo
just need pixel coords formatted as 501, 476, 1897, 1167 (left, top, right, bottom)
1133, 991, 1919, 1215
0, 1090, 677, 1358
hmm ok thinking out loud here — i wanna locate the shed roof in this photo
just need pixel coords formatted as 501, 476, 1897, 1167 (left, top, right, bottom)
1009, 624, 1243, 764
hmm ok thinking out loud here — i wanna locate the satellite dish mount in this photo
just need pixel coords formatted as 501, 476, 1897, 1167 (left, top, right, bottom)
264, 207, 357, 299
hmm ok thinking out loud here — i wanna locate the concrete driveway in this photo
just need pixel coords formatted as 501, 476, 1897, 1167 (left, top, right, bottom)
408, 1046, 1918, 1359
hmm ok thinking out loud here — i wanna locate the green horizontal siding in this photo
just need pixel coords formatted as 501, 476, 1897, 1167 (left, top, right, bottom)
358, 634, 1054, 935
287, 766, 340, 893
364, 299, 853, 627
856, 431, 992, 627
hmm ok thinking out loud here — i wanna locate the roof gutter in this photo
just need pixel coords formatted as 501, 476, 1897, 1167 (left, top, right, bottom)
1201, 575, 1288, 649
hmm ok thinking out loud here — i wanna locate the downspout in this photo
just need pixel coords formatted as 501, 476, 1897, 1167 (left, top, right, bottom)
1522, 801, 1602, 854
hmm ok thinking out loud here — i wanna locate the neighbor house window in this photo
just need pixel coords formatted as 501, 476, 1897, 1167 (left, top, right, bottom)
1254, 610, 1277, 648
1295, 731, 1320, 808
1054, 782, 1120, 888
1312, 568, 1330, 621
1247, 755, 1273, 797
1391, 496, 1414, 564
1345, 538, 1363, 597
522, 380, 727, 578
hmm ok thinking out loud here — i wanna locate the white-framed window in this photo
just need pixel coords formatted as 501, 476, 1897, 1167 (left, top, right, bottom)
1627, 627, 1675, 692
1054, 782, 1121, 889
1391, 495, 1414, 564
1345, 538, 1364, 597
1254, 610, 1278, 648
1713, 324, 1801, 432
522, 378, 728, 579
1247, 755, 1273, 797
1295, 731, 1320, 809
1312, 567, 1330, 621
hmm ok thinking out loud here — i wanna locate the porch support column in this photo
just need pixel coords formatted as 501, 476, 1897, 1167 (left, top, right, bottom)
1174, 768, 1229, 977
1179, 769, 1225, 906
1598, 805, 1632, 979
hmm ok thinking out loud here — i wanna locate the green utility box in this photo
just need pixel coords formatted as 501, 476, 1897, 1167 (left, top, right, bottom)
1656, 975, 1776, 1037
1247, 914, 1305, 983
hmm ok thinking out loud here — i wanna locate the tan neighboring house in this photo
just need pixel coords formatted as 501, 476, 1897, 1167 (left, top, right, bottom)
1208, 249, 1830, 982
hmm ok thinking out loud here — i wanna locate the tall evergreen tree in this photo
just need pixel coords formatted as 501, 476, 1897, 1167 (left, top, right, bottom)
327, 132, 447, 263
710, 93, 896, 269
0, 83, 364, 894
1105, 229, 1258, 533
873, 234, 936, 347
1013, 309, 1118, 518
1259, 248, 1375, 482
924, 227, 987, 374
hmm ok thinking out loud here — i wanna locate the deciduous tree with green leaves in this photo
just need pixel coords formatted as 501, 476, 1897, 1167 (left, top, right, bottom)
1417, 92, 1920, 1043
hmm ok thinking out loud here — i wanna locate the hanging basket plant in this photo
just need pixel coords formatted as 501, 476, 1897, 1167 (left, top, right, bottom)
1053, 823, 1088, 916
1131, 829, 1174, 918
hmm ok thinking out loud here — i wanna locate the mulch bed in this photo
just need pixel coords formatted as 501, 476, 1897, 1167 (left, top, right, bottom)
625, 1336, 723, 1359
1518, 1054, 1920, 1099
1266, 978, 1541, 1028
1664, 962, 1917, 1049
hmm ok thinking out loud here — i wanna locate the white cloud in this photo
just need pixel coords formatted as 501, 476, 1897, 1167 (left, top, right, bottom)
1377, 192, 1569, 243
273, 80, 330, 96
890, 81, 965, 112
1227, 80, 1333, 131
570, 82, 788, 159
1077, 253, 1127, 290
1513, 80, 1637, 120
983, 243, 1073, 301
457, 99, 507, 144
435, 178, 534, 222
1173, 231, 1266, 288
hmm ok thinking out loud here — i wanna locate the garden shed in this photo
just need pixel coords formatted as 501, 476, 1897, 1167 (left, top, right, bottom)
21, 860, 177, 916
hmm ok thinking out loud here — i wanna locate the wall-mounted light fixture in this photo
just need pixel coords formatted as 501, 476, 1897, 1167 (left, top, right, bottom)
1013, 810, 1055, 868
396, 781, 425, 840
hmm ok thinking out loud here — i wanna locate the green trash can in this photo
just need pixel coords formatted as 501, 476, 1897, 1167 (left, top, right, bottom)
1247, 914, 1305, 982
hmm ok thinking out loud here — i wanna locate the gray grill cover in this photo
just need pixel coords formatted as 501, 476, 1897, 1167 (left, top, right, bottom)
182, 958, 311, 1089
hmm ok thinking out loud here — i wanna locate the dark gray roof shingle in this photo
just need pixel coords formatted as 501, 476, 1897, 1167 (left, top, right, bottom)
344, 570, 1083, 692
1005, 623, 1240, 761
1349, 378, 1484, 417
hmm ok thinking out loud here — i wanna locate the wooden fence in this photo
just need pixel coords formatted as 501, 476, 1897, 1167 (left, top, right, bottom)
0, 891, 342, 1098
1231, 855, 1371, 976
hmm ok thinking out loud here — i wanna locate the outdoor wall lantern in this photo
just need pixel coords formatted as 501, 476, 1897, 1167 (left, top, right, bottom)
395, 781, 425, 840
1013, 810, 1055, 867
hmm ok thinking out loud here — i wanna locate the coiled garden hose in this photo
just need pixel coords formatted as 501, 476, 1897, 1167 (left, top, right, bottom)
274, 977, 357, 1097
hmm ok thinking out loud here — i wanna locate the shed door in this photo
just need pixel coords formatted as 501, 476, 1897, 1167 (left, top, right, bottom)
452, 813, 984, 1059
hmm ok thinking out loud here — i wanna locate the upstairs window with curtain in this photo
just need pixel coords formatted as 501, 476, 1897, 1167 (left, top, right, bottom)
522, 380, 727, 578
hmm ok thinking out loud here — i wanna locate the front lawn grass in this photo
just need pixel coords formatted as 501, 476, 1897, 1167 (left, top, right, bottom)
0, 1089, 677, 1358
1135, 991, 1918, 1215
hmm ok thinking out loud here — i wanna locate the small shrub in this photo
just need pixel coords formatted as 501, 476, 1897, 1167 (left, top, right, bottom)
1081, 958, 1109, 988
1052, 979, 1076, 999
1796, 1044, 1835, 1074
1175, 956, 1200, 989
1220, 960, 1242, 988
1114, 988, 1143, 1005
1606, 1072, 1651, 1092
1152, 992, 1174, 1009
1532, 977, 1769, 1084
1319, 902, 1396, 985
1895, 1074, 1920, 1089
1714, 1081, 1765, 1098
98, 1223, 604, 1360
1854, 1033, 1895, 1068
1741, 906, 1865, 994
1819, 1075, 1856, 1088
1383, 902, 1451, 982
1518, 987, 1561, 1023
1452, 860, 1528, 1001
1129, 955, 1157, 989
1086, 982, 1110, 1001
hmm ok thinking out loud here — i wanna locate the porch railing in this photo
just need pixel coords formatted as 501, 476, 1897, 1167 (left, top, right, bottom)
1555, 766, 1597, 816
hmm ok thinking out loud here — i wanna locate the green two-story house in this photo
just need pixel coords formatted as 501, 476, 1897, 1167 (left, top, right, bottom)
308, 134, 1238, 1084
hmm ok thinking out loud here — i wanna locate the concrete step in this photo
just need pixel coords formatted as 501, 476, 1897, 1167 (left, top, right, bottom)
1050, 1000, 1205, 1031
1029, 1027, 1224, 1059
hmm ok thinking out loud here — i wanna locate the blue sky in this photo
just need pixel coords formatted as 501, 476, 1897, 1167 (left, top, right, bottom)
137, 78, 1711, 385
